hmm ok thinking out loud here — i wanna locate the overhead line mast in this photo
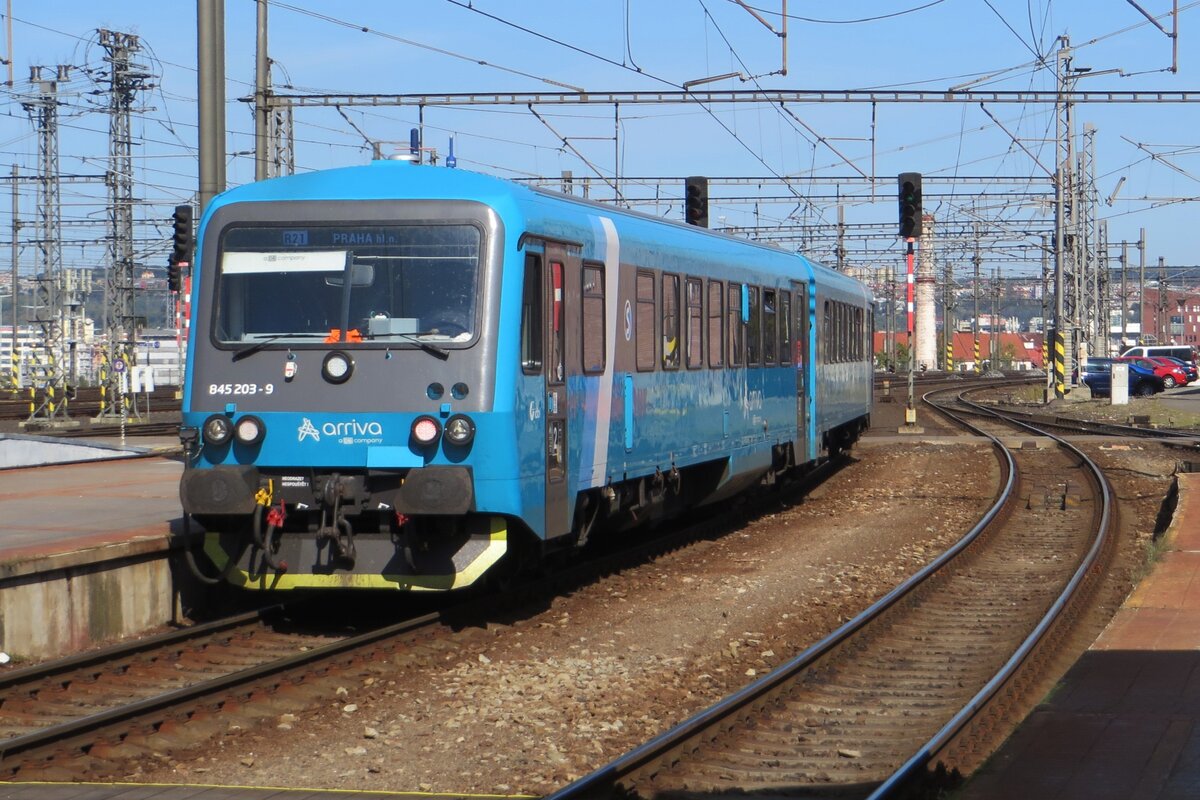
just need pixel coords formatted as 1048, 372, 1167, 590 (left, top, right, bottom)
96, 29, 151, 422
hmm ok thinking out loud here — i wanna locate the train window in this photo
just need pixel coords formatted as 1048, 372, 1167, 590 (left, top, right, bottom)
832, 302, 841, 362
662, 273, 681, 370
839, 302, 847, 362
728, 283, 743, 366
844, 303, 852, 362
215, 223, 481, 347
582, 264, 605, 374
823, 300, 831, 365
851, 304, 857, 361
636, 271, 656, 372
849, 304, 856, 361
746, 286, 762, 365
707, 280, 724, 368
780, 290, 792, 365
763, 289, 777, 364
548, 261, 565, 384
831, 302, 838, 362
854, 307, 863, 361
686, 277, 703, 369
520, 254, 543, 374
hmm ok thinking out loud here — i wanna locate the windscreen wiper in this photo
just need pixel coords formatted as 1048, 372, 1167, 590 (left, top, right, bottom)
380, 331, 450, 360
233, 331, 452, 363
231, 333, 328, 362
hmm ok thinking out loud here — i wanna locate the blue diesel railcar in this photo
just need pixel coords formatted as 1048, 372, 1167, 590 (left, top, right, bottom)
178, 159, 873, 590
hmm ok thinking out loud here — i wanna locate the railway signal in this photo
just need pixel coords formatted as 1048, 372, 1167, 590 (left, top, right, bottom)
897, 172, 922, 239
167, 253, 182, 293
684, 175, 709, 228
172, 204, 194, 268
170, 205, 193, 295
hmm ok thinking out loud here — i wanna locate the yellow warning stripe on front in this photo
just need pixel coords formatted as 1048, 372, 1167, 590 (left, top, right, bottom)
203, 517, 508, 591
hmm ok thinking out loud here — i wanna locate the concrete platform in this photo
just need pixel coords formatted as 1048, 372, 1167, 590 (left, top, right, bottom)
960, 471, 1200, 799
0, 452, 189, 660
0, 432, 161, 469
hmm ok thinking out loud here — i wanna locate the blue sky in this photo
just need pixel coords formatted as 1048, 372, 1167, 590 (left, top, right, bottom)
1, 1, 1197, 281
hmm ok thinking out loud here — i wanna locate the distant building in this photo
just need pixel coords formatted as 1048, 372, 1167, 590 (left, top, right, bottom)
873, 331, 1044, 371
1139, 286, 1200, 347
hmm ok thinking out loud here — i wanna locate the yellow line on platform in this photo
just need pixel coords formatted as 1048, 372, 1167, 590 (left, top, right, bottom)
4, 782, 536, 799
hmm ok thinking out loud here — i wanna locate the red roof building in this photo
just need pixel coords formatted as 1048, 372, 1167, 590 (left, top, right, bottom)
874, 331, 1045, 370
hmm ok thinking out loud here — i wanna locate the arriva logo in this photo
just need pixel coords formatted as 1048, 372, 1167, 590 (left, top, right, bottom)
296, 418, 384, 444
322, 420, 383, 437
297, 417, 320, 442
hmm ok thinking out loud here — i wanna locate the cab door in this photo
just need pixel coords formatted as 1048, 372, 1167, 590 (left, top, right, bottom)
542, 244, 569, 538
522, 240, 581, 539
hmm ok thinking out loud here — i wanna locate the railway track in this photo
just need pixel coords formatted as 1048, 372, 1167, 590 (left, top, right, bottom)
0, 386, 181, 427
0, 604, 446, 779
0, 604, 453, 777
547, 385, 1115, 799
46, 420, 181, 439
0, 457, 846, 781
951, 393, 1200, 444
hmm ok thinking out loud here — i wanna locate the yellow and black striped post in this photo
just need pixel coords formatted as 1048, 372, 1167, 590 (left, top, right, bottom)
46, 353, 56, 417
27, 351, 40, 416
1054, 330, 1067, 398
945, 341, 954, 372
98, 353, 109, 414
6, 347, 16, 393
973, 336, 980, 373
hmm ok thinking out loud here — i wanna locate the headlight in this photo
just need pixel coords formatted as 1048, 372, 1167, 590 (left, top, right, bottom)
234, 415, 266, 445
444, 414, 475, 446
322, 350, 354, 384
202, 414, 233, 446
411, 415, 442, 446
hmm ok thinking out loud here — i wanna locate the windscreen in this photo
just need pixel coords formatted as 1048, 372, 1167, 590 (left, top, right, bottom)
214, 223, 481, 345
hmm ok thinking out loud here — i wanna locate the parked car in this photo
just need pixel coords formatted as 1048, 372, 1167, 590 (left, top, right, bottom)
1152, 356, 1198, 385
1078, 357, 1163, 398
1116, 356, 1188, 390
1120, 345, 1198, 370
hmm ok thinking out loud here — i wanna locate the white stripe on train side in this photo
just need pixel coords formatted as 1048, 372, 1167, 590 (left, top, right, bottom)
588, 216, 619, 487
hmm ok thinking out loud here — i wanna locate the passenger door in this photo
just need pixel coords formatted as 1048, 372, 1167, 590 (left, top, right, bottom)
541, 242, 574, 538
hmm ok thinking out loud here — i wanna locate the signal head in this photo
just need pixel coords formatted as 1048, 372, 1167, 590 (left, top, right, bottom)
172, 204, 194, 265
897, 172, 922, 239
684, 175, 709, 228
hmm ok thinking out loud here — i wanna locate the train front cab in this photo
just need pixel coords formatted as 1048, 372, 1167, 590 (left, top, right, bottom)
179, 190, 523, 591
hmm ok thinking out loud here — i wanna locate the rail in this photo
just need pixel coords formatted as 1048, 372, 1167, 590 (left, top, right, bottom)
868, 388, 1115, 797
545, 412, 1018, 799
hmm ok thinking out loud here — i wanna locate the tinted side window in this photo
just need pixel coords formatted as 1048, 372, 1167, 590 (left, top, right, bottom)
548, 260, 565, 384
763, 289, 777, 364
636, 271, 656, 372
780, 290, 792, 365
662, 273, 680, 370
582, 264, 605, 374
728, 283, 743, 366
520, 254, 542, 374
747, 286, 761, 365
686, 277, 703, 369
708, 280, 724, 368
823, 300, 831, 364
